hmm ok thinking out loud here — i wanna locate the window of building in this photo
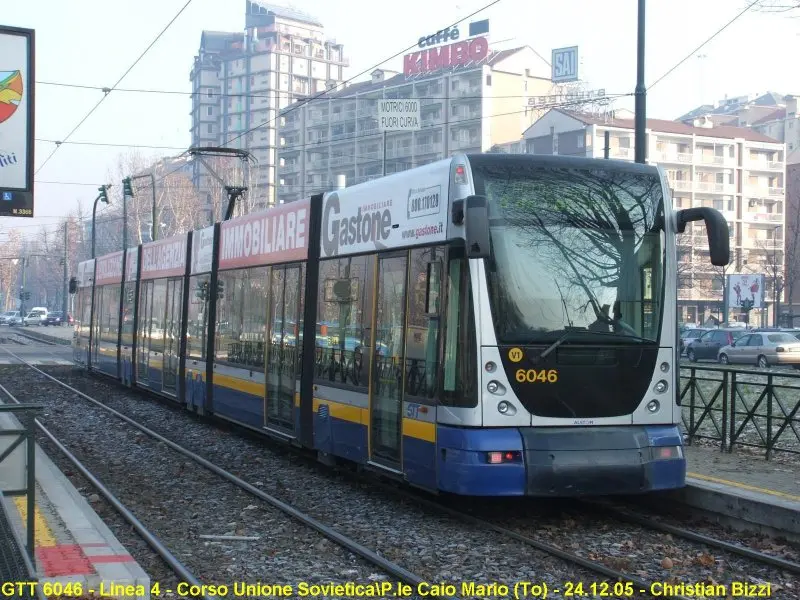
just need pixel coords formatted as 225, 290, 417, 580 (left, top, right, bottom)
207, 124, 213, 134
485, 74, 492, 86
207, 106, 213, 116
207, 88, 213, 98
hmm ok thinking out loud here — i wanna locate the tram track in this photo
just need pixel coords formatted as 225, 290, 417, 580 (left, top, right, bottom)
4, 346, 799, 599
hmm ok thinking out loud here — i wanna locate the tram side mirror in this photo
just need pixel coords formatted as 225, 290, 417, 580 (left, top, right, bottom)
677, 207, 730, 267
464, 195, 490, 259
68, 277, 77, 294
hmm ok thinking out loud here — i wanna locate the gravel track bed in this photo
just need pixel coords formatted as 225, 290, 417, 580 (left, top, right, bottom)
6, 364, 800, 598
0, 367, 397, 600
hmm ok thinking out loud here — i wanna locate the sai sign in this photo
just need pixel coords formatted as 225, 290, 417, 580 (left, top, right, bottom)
378, 100, 421, 132
551, 46, 578, 83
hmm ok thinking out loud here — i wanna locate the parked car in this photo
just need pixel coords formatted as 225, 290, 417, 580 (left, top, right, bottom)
685, 328, 748, 362
0, 311, 20, 325
680, 328, 709, 355
718, 331, 800, 369
23, 308, 48, 326
7, 312, 23, 326
43, 311, 70, 326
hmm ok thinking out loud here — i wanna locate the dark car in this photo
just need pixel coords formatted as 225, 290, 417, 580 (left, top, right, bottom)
685, 328, 748, 362
679, 328, 708, 355
43, 311, 71, 326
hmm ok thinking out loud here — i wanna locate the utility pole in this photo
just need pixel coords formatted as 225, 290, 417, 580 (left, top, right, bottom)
62, 223, 68, 317
19, 257, 27, 321
634, 0, 647, 164
604, 130, 610, 159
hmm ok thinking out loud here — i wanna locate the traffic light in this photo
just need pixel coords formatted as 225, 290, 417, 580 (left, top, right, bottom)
98, 185, 109, 204
195, 281, 209, 301
69, 277, 77, 294
122, 177, 134, 197
216, 280, 224, 299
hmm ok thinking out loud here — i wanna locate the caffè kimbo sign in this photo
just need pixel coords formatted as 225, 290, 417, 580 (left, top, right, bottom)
404, 20, 490, 77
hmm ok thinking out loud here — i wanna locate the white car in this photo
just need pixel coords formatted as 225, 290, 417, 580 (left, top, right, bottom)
23, 309, 48, 326
0, 311, 20, 325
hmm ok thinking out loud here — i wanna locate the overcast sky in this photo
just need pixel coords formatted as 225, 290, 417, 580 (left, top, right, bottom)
2, 0, 797, 237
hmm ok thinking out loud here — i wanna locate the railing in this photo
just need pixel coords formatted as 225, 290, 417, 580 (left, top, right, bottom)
769, 187, 784, 196
680, 365, 800, 458
0, 403, 43, 569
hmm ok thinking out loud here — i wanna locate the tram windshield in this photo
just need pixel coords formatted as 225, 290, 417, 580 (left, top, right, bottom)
472, 160, 665, 345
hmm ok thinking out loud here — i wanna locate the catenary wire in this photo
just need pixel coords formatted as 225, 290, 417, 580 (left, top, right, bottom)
648, 0, 761, 90
33, 0, 196, 176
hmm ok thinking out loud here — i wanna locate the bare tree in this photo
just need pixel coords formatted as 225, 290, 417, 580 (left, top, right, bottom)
0, 227, 22, 310
751, 0, 800, 12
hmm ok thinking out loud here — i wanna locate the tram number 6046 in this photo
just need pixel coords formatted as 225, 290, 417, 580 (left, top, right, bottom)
515, 369, 558, 383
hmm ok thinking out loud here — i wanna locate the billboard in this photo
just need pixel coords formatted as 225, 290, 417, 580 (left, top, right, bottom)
0, 26, 35, 217
552, 46, 578, 83
727, 273, 765, 310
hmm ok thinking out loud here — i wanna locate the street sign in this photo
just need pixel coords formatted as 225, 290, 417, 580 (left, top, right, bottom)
378, 99, 421, 132
552, 46, 578, 83
0, 25, 35, 218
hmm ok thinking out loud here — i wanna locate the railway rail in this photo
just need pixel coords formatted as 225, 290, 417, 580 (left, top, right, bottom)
3, 344, 799, 599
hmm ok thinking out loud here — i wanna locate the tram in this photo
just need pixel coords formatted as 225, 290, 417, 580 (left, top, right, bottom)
72, 153, 729, 496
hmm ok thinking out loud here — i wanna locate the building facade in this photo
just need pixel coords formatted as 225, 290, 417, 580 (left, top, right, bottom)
523, 109, 787, 326
189, 1, 347, 215
275, 46, 553, 204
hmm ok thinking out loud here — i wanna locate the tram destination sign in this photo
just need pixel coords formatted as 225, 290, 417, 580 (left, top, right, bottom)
378, 100, 421, 132
0, 26, 35, 218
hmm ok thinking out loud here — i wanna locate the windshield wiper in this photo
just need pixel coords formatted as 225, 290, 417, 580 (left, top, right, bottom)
537, 330, 654, 362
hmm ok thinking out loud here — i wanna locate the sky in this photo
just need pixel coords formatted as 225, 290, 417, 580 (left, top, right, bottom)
1, 0, 798, 238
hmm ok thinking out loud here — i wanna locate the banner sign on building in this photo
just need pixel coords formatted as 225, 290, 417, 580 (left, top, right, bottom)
140, 235, 188, 280
76, 260, 95, 288
218, 199, 309, 270
551, 46, 579, 83
404, 37, 489, 77
320, 162, 450, 258
378, 100, 421, 131
727, 273, 765, 310
527, 89, 606, 108
95, 251, 124, 286
191, 225, 215, 275
0, 26, 35, 218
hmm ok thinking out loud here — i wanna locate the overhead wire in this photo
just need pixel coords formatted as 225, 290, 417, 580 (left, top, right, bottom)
33, 0, 196, 176
648, 0, 761, 90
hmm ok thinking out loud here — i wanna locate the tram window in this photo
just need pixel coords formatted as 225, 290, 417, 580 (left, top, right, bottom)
214, 267, 269, 367
315, 255, 375, 389
187, 274, 210, 359
121, 283, 135, 345
442, 254, 478, 408
405, 248, 443, 400
100, 285, 120, 343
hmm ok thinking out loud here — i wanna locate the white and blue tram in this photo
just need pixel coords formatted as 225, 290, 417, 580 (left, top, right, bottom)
72, 153, 729, 496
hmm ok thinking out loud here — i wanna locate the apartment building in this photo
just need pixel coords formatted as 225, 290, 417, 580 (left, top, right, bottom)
523, 108, 787, 325
275, 46, 552, 204
189, 1, 347, 215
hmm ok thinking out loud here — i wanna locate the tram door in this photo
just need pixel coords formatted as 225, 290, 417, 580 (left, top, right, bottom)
162, 278, 183, 394
149, 279, 167, 390
264, 265, 301, 432
137, 281, 154, 382
91, 288, 102, 364
369, 254, 408, 468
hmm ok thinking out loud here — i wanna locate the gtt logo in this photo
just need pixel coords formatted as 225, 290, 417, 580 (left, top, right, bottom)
551, 46, 578, 83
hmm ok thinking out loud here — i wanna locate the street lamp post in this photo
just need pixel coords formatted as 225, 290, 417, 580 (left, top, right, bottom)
774, 224, 782, 327
89, 185, 110, 371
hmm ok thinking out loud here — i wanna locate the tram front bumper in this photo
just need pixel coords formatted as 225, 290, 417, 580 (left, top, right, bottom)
520, 425, 686, 496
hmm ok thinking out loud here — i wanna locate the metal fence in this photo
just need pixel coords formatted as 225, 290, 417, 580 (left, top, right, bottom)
0, 490, 38, 599
680, 365, 800, 458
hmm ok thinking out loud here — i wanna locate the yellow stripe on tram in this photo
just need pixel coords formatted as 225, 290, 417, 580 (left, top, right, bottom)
687, 471, 800, 502
14, 497, 58, 547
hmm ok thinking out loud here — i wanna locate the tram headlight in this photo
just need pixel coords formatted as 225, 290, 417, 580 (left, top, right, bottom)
497, 400, 515, 415
487, 380, 505, 395
653, 380, 668, 394
485, 361, 497, 373
660, 362, 670, 372
647, 399, 660, 413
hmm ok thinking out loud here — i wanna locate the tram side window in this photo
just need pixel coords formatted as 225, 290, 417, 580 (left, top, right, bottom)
214, 267, 269, 368
187, 274, 210, 360
121, 283, 135, 345
405, 247, 443, 401
442, 253, 478, 408
100, 285, 121, 343
315, 255, 375, 389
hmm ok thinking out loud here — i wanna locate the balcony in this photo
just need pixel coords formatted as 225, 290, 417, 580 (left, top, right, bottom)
747, 158, 783, 171
611, 147, 633, 159
278, 161, 300, 173
696, 154, 734, 167
744, 238, 782, 249
672, 180, 692, 192
331, 110, 356, 122
769, 186, 784, 197
415, 143, 443, 155
386, 146, 412, 159
743, 211, 782, 223
694, 182, 735, 194
329, 155, 352, 167
655, 151, 693, 164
